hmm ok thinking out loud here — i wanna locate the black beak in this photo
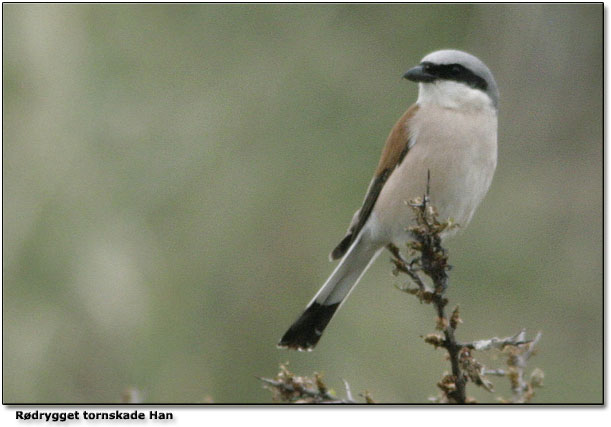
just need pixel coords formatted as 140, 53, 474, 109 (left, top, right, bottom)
403, 65, 435, 83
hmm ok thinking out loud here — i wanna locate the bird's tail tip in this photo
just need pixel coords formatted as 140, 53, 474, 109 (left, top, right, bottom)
277, 302, 340, 351
276, 342, 314, 352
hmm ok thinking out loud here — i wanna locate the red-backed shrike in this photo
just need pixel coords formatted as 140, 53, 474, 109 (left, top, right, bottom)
279, 50, 498, 351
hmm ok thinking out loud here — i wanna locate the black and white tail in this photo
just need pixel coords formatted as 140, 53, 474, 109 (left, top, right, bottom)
278, 236, 382, 350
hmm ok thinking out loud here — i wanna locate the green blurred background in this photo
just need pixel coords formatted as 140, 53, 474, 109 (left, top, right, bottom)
2, 4, 602, 403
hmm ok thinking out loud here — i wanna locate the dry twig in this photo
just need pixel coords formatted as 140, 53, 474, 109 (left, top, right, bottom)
258, 363, 373, 404
392, 173, 543, 403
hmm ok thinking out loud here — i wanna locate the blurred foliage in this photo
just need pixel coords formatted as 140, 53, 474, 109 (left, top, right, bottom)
2, 4, 602, 403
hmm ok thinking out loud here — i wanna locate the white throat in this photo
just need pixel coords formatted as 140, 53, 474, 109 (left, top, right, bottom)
417, 80, 495, 112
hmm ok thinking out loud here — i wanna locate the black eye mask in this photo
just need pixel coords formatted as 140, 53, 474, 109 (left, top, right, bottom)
420, 62, 488, 92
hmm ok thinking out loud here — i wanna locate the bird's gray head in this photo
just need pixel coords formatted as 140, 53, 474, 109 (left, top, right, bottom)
404, 50, 499, 110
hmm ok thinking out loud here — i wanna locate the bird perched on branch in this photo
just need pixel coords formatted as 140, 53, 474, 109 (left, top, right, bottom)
279, 50, 498, 351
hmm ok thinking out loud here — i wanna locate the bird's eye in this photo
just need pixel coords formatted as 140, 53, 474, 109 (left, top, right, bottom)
451, 65, 462, 75
422, 63, 433, 73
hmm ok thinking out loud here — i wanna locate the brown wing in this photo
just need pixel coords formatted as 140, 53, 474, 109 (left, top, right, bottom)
330, 103, 419, 260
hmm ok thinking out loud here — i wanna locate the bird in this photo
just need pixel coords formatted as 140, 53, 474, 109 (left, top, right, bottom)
278, 50, 498, 351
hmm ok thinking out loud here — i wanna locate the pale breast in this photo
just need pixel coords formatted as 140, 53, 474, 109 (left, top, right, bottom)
368, 104, 497, 246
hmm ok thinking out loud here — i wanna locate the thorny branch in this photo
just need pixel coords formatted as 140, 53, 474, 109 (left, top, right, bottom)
390, 174, 543, 403
258, 363, 374, 404
502, 331, 544, 403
